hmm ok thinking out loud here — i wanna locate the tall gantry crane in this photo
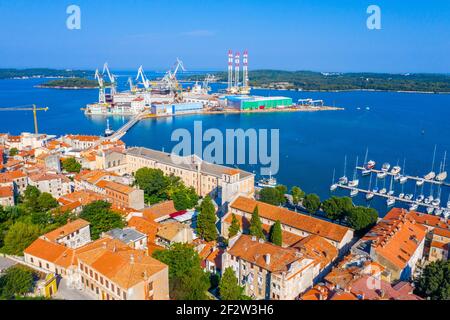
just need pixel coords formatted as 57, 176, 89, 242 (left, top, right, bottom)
94, 69, 106, 103
0, 104, 49, 134
102, 62, 117, 96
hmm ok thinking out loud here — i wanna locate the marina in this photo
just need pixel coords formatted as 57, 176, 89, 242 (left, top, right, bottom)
332, 154, 450, 217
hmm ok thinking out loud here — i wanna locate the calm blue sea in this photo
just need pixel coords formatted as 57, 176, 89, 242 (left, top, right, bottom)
1, 74, 449, 216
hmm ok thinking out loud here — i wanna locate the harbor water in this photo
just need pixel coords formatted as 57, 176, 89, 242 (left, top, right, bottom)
1, 74, 450, 216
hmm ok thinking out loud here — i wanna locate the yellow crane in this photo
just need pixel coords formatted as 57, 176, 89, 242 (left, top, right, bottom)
0, 104, 49, 134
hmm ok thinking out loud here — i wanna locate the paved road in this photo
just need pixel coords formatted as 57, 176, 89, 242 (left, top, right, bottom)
0, 256, 17, 273
54, 278, 94, 300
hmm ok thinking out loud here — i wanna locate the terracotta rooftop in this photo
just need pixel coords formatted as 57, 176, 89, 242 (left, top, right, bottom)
363, 209, 427, 270
227, 234, 301, 273
230, 196, 352, 243
0, 170, 27, 183
156, 221, 189, 241
98, 180, 135, 195
58, 189, 107, 206
43, 219, 90, 242
75, 238, 167, 290
142, 201, 177, 222
24, 238, 75, 269
128, 216, 160, 243
0, 185, 14, 198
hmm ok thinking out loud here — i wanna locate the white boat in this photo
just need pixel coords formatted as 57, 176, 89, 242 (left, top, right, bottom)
391, 166, 401, 175
387, 197, 395, 207
399, 176, 408, 184
427, 207, 435, 214
436, 151, 447, 182
257, 172, 277, 188
405, 194, 414, 201
435, 208, 443, 216
350, 188, 359, 197
416, 179, 425, 187
425, 145, 437, 181
348, 180, 359, 187
425, 195, 434, 204
366, 160, 376, 169
399, 193, 405, 199
424, 172, 436, 180
339, 155, 348, 185
362, 168, 372, 176
388, 190, 395, 196
382, 163, 391, 172
417, 195, 425, 203
432, 199, 441, 207
409, 203, 418, 211
394, 174, 401, 181
330, 168, 338, 191
387, 176, 395, 196
379, 188, 387, 195
443, 210, 450, 219
348, 156, 359, 187
366, 192, 375, 200
377, 171, 387, 179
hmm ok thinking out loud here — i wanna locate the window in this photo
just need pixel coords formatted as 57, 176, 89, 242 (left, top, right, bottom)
123, 292, 127, 300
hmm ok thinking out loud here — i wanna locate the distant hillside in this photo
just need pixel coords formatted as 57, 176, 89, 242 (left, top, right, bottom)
37, 77, 101, 89
0, 68, 92, 80
190, 70, 450, 93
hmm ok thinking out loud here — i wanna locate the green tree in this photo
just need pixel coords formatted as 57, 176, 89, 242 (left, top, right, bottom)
134, 168, 183, 204
196, 196, 218, 242
259, 187, 284, 206
322, 196, 353, 221
415, 260, 450, 300
172, 186, 199, 211
290, 186, 305, 206
219, 267, 246, 300
303, 194, 321, 214
0, 265, 35, 299
153, 243, 209, 300
79, 201, 125, 240
9, 148, 18, 157
249, 206, 265, 239
346, 207, 378, 232
1, 222, 41, 255
269, 220, 282, 246
228, 214, 241, 239
37, 193, 58, 212
61, 157, 82, 173
23, 186, 41, 212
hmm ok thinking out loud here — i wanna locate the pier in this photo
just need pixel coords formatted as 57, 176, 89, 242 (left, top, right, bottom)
356, 166, 450, 187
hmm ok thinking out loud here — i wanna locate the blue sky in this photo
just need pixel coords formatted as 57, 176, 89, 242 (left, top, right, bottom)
0, 0, 449, 72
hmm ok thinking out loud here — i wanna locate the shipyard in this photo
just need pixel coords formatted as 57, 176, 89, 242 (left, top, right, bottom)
83, 51, 342, 119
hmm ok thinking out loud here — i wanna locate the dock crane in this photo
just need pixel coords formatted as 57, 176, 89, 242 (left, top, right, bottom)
0, 104, 48, 135
102, 62, 117, 96
94, 69, 106, 103
136, 65, 151, 90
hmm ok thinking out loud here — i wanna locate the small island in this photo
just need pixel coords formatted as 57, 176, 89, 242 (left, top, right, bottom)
36, 77, 101, 89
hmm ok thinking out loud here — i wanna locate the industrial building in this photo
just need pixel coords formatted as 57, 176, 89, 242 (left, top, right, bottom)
151, 102, 203, 116
222, 95, 293, 110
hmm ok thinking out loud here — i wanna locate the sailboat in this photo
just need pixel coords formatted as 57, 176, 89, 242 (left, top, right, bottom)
447, 194, 450, 209
350, 188, 359, 197
399, 159, 408, 184
409, 203, 419, 211
391, 160, 401, 175
366, 173, 374, 200
339, 155, 349, 185
348, 156, 360, 187
431, 186, 441, 207
387, 197, 395, 207
330, 168, 338, 191
436, 151, 447, 182
379, 178, 387, 195
416, 178, 425, 187
378, 162, 389, 179
424, 145, 437, 180
257, 171, 277, 188
388, 175, 395, 196
362, 148, 374, 176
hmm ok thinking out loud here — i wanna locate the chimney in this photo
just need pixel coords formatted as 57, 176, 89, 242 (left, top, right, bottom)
265, 254, 271, 265
130, 254, 135, 264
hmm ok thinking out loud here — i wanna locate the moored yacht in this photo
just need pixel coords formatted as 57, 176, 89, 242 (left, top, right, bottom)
350, 188, 359, 197
399, 176, 408, 184
379, 188, 387, 195
391, 165, 401, 175
416, 179, 425, 187
381, 163, 391, 172
366, 192, 374, 200
409, 203, 418, 211
387, 197, 395, 207
427, 207, 435, 214
417, 195, 425, 203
